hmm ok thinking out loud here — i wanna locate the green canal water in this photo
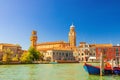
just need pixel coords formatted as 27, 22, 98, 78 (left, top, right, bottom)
0, 63, 120, 80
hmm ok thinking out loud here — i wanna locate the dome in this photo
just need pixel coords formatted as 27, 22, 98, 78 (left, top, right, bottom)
70, 23, 75, 28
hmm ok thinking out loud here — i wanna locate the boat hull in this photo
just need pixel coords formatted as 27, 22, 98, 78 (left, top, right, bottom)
84, 63, 100, 75
83, 63, 112, 75
113, 67, 120, 75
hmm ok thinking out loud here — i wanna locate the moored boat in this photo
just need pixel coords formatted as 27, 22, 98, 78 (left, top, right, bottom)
83, 63, 113, 75
49, 60, 58, 64
113, 67, 120, 75
49, 62, 58, 64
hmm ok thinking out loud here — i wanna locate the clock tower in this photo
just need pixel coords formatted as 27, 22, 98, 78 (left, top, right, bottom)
68, 24, 76, 47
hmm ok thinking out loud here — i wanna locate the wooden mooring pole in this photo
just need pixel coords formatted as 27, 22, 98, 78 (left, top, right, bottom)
100, 49, 104, 76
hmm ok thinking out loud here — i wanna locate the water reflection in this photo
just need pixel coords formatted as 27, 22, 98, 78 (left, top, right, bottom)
86, 75, 120, 80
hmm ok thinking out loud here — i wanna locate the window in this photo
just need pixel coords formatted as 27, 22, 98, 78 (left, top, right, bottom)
98, 48, 101, 51
59, 52, 61, 55
90, 53, 92, 56
62, 53, 64, 56
116, 48, 119, 51
82, 53, 84, 56
53, 52, 55, 55
66, 53, 68, 57
116, 52, 119, 56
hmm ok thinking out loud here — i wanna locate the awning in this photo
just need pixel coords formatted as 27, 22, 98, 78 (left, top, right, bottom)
89, 57, 96, 59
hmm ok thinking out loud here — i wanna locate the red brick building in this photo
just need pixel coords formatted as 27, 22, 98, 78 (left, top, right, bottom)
113, 46, 120, 62
96, 47, 116, 60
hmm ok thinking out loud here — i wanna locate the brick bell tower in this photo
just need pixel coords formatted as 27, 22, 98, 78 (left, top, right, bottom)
68, 24, 76, 47
30, 30, 37, 48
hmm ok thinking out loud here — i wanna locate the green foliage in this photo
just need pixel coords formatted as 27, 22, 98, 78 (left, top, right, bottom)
20, 52, 33, 63
2, 54, 8, 62
12, 54, 19, 62
20, 47, 44, 63
2, 48, 13, 63
28, 47, 39, 61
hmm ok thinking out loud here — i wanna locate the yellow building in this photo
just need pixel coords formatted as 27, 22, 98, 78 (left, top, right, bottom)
37, 41, 70, 51
0, 43, 22, 61
30, 24, 77, 52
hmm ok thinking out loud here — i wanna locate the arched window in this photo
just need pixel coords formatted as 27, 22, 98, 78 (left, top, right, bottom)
93, 53, 95, 56
53, 52, 55, 55
62, 53, 64, 56
59, 53, 61, 56
82, 53, 84, 56
66, 53, 68, 57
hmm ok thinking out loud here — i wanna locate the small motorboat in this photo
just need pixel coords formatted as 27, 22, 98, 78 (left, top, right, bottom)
49, 60, 58, 64
49, 62, 58, 64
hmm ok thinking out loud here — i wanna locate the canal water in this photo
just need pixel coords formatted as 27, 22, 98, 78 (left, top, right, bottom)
0, 63, 120, 80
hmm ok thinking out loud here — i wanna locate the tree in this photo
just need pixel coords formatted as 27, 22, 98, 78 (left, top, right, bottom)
20, 51, 33, 63
28, 47, 43, 61
39, 53, 44, 61
12, 54, 19, 62
20, 47, 43, 63
2, 48, 13, 63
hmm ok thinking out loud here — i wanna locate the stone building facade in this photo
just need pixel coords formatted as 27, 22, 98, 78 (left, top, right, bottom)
30, 24, 117, 62
43, 50, 75, 61
30, 24, 77, 62
0, 43, 22, 61
30, 24, 76, 52
76, 42, 90, 62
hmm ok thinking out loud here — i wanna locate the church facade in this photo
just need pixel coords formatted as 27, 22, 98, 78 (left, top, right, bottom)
30, 24, 77, 62
30, 24, 77, 52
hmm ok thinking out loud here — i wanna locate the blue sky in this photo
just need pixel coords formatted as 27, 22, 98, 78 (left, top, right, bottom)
0, 0, 120, 50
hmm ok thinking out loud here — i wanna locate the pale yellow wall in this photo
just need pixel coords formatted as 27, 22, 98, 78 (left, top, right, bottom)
43, 50, 74, 61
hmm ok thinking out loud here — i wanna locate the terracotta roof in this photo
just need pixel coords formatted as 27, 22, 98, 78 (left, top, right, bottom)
90, 44, 112, 47
37, 41, 69, 45
0, 43, 21, 47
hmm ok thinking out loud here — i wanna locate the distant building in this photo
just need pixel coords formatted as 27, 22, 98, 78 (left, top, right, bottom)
68, 24, 76, 47
36, 41, 70, 51
112, 46, 120, 64
30, 24, 76, 52
76, 43, 113, 62
30, 24, 77, 62
93, 44, 113, 61
43, 50, 75, 62
29, 23, 118, 63
0, 43, 22, 61
77, 42, 90, 62
89, 46, 96, 62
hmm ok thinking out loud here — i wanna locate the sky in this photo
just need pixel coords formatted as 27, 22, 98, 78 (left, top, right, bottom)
0, 0, 120, 50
